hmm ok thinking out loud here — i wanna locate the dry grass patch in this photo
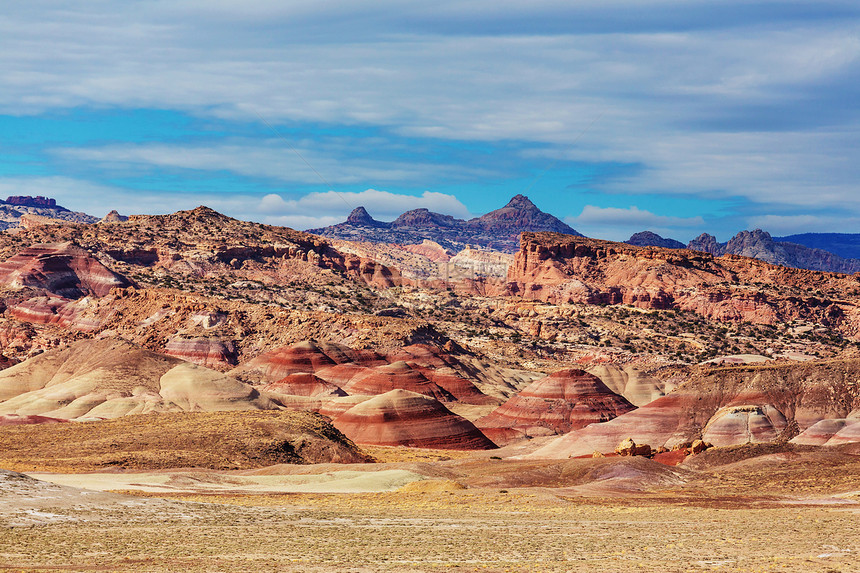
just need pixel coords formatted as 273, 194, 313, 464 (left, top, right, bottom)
0, 410, 371, 472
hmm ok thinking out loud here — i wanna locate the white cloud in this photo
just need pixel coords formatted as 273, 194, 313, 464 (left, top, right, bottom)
746, 214, 860, 236
0, 176, 471, 231
567, 205, 705, 242
258, 189, 473, 224
571, 205, 704, 227
0, 2, 859, 224
56, 141, 502, 186
0, 176, 257, 220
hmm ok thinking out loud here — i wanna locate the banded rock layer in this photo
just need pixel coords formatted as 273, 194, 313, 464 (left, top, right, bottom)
477, 369, 636, 445
0, 242, 132, 298
527, 356, 860, 458
332, 389, 496, 450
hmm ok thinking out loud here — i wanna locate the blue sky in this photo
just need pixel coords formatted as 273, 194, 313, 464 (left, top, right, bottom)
1, 2, 859, 241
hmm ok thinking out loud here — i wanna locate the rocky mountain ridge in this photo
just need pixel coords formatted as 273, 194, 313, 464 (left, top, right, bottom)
689, 229, 860, 274
0, 196, 97, 231
775, 233, 860, 260
308, 194, 582, 253
630, 229, 860, 274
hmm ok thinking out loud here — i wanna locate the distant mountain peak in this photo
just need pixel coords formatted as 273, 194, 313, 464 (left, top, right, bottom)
626, 231, 685, 249
346, 206, 382, 226
503, 194, 537, 209
307, 194, 582, 252
470, 194, 582, 238
391, 209, 460, 228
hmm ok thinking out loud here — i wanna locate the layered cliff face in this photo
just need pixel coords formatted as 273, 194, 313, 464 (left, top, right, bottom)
506, 232, 860, 331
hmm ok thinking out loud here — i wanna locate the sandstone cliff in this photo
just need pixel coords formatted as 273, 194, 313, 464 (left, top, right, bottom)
506, 232, 860, 333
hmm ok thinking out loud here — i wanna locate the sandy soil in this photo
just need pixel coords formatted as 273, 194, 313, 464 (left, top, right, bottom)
3, 445, 860, 572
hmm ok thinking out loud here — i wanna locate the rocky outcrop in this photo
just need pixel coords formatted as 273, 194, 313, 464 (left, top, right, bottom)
687, 233, 724, 256
4, 196, 60, 210
0, 197, 97, 230
345, 206, 385, 227
615, 437, 653, 457
701, 405, 788, 446
476, 369, 636, 445
0, 242, 132, 298
309, 195, 582, 253
506, 232, 860, 328
627, 231, 685, 250
331, 389, 497, 450
392, 209, 460, 229
100, 210, 128, 223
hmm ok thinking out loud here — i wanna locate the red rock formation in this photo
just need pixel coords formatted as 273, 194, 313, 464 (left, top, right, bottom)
314, 363, 374, 388
231, 340, 387, 384
5, 196, 58, 209
230, 341, 340, 383
265, 373, 347, 397
418, 368, 496, 405
527, 356, 860, 458
312, 342, 387, 367
164, 337, 238, 369
506, 232, 860, 327
7, 296, 100, 331
399, 240, 453, 262
525, 393, 692, 459
317, 395, 373, 418
100, 210, 128, 223
0, 242, 131, 298
701, 405, 787, 446
824, 419, 860, 445
476, 369, 636, 445
332, 389, 496, 450
343, 361, 456, 402
791, 418, 855, 446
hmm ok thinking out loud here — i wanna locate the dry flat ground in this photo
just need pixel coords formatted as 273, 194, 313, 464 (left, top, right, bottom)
3, 444, 860, 573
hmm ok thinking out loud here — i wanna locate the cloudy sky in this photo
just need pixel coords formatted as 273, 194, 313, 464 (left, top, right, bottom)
2, 1, 858, 241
